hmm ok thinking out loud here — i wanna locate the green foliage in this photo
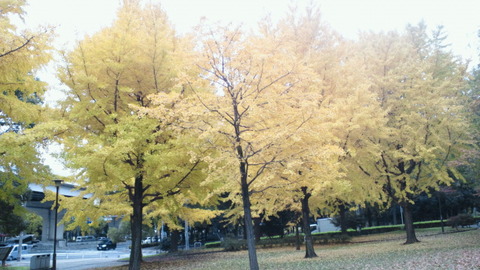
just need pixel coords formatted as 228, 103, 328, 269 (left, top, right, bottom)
447, 214, 476, 228
221, 238, 247, 252
96, 221, 130, 244
117, 220, 131, 239
206, 232, 352, 251
159, 238, 171, 251
332, 211, 364, 231
260, 212, 293, 237
204, 241, 221, 249
359, 225, 404, 234
107, 228, 123, 244
24, 212, 42, 237
0, 201, 26, 235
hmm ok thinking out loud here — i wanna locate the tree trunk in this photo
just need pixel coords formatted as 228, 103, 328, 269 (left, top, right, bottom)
437, 192, 445, 233
338, 204, 347, 235
241, 169, 259, 270
129, 175, 144, 270
253, 217, 261, 242
295, 223, 301, 251
402, 203, 419, 244
170, 230, 180, 253
365, 204, 373, 227
301, 187, 317, 258
392, 205, 398, 225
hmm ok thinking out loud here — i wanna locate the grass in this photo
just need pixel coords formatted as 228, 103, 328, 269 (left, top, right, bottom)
96, 228, 480, 270
0, 267, 28, 270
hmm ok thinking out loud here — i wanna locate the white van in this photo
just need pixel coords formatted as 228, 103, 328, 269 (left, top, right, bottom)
7, 244, 28, 260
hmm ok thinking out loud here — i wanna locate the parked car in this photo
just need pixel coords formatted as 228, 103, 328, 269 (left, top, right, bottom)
142, 237, 152, 244
6, 244, 29, 260
97, 239, 116, 250
76, 235, 96, 242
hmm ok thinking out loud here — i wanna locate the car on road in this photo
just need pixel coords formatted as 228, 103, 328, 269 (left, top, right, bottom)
97, 239, 116, 250
142, 237, 152, 244
6, 244, 29, 260
77, 235, 96, 242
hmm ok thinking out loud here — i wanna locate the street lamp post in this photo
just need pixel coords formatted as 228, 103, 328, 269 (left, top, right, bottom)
52, 179, 63, 270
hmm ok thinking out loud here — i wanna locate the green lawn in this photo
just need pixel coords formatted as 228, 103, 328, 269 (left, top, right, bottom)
99, 228, 479, 270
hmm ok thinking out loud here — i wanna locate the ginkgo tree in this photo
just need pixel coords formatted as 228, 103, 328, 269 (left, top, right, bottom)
55, 2, 219, 270
0, 0, 54, 222
255, 7, 387, 258
177, 20, 323, 269
354, 24, 473, 244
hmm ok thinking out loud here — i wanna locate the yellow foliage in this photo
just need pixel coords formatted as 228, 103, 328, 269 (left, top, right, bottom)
56, 3, 221, 234
0, 0, 55, 211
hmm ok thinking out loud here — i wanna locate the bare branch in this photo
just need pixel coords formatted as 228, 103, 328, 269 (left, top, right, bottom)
0, 35, 34, 58
143, 160, 201, 203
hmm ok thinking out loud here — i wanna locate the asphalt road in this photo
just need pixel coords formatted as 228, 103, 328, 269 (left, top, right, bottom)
4, 243, 161, 270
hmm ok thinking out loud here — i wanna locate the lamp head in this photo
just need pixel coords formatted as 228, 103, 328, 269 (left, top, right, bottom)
53, 179, 63, 187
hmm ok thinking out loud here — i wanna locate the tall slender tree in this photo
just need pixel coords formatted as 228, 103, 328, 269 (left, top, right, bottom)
265, 6, 387, 257
185, 20, 321, 268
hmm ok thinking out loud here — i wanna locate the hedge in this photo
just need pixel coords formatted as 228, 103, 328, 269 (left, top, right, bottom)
204, 216, 480, 250
205, 233, 350, 251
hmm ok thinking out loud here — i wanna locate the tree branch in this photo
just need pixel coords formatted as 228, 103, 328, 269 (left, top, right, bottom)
0, 35, 34, 58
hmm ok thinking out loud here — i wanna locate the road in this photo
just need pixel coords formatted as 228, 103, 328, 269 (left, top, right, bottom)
4, 242, 162, 270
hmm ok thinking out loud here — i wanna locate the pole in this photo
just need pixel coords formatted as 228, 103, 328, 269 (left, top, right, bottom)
17, 231, 23, 261
399, 206, 404, 225
52, 180, 63, 270
184, 220, 189, 251
160, 222, 165, 241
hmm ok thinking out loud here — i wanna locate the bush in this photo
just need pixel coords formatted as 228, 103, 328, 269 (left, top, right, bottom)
332, 212, 364, 232
107, 228, 123, 243
358, 225, 403, 234
159, 237, 170, 251
222, 238, 247, 251
312, 232, 351, 244
447, 214, 475, 228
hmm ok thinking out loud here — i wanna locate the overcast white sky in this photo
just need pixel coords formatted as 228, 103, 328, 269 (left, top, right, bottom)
23, 0, 479, 57
17, 0, 480, 176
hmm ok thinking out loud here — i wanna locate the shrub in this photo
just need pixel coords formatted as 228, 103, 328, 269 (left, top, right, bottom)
312, 232, 351, 244
332, 212, 364, 232
447, 214, 475, 228
107, 227, 123, 243
159, 237, 171, 251
359, 225, 403, 234
222, 238, 247, 251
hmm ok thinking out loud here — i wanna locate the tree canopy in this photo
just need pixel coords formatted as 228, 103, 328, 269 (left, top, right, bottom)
0, 0, 53, 218
3, 1, 478, 270
56, 3, 219, 269
353, 23, 474, 243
